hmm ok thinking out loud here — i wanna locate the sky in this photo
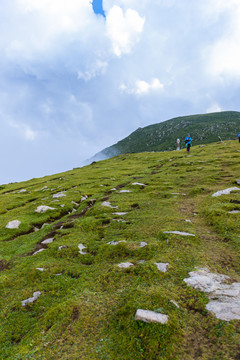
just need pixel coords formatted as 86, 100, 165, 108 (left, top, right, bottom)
1, 0, 240, 184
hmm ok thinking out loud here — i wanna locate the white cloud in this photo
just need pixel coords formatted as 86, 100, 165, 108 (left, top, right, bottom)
120, 78, 164, 95
206, 103, 222, 113
8, 121, 38, 141
106, 5, 145, 56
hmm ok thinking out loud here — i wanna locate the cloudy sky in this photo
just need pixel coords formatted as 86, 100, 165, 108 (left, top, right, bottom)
1, 0, 240, 184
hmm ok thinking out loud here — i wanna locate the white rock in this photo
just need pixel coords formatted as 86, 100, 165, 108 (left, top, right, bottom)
33, 249, 46, 255
184, 268, 240, 321
118, 262, 134, 268
36, 268, 44, 271
78, 243, 87, 255
140, 242, 148, 248
101, 201, 118, 209
155, 262, 169, 272
163, 231, 195, 236
185, 219, 192, 223
6, 220, 21, 229
119, 190, 132, 193
228, 210, 240, 214
71, 201, 79, 206
236, 179, 240, 185
81, 195, 88, 202
41, 238, 54, 244
135, 309, 169, 324
18, 189, 27, 193
35, 206, 55, 213
132, 182, 146, 187
170, 300, 180, 308
41, 223, 49, 229
212, 187, 240, 197
111, 188, 117, 191
112, 212, 128, 216
112, 219, 126, 223
22, 291, 41, 306
58, 245, 67, 250
53, 192, 66, 198
107, 240, 126, 245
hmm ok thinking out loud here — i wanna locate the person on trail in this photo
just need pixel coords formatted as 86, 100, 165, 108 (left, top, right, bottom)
238, 132, 240, 143
185, 134, 192, 153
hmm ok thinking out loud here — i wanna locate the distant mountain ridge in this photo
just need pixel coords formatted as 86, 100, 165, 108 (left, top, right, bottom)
92, 111, 240, 161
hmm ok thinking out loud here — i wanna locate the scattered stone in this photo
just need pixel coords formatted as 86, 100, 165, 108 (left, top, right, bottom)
155, 262, 169, 272
212, 187, 240, 197
41, 238, 54, 244
112, 212, 128, 216
118, 262, 134, 268
101, 201, 118, 209
135, 309, 169, 324
33, 249, 46, 255
107, 240, 126, 245
78, 244, 87, 255
111, 188, 117, 191
53, 192, 66, 198
71, 201, 79, 206
35, 206, 55, 213
58, 245, 67, 250
18, 189, 27, 193
170, 300, 180, 308
34, 227, 39, 232
112, 219, 126, 223
184, 268, 240, 321
60, 204, 65, 208
228, 210, 240, 214
22, 291, 41, 306
236, 179, 240, 185
132, 182, 146, 187
81, 195, 88, 202
41, 186, 48, 191
140, 242, 148, 248
36, 268, 44, 272
185, 219, 192, 223
163, 231, 195, 236
119, 190, 132, 193
6, 220, 21, 229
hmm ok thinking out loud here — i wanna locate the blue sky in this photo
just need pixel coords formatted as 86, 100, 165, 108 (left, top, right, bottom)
1, 0, 240, 184
92, 0, 105, 16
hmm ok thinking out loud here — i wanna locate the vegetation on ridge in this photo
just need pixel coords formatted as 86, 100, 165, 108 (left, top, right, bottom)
94, 111, 240, 160
1, 140, 240, 359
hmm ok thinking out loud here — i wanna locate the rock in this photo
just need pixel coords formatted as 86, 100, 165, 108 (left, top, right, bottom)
112, 212, 128, 216
163, 231, 195, 236
41, 238, 54, 244
58, 245, 67, 250
132, 182, 146, 187
170, 300, 180, 308
140, 242, 148, 248
135, 309, 169, 324
228, 210, 240, 214
53, 192, 66, 198
212, 187, 240, 197
36, 268, 44, 271
6, 220, 21, 229
111, 188, 117, 191
101, 201, 118, 209
41, 186, 48, 190
107, 240, 126, 245
185, 219, 192, 223
22, 291, 41, 306
81, 195, 88, 202
119, 190, 132, 193
34, 227, 40, 232
184, 268, 240, 321
35, 206, 55, 213
118, 262, 134, 268
71, 201, 79, 206
33, 249, 46, 255
236, 179, 240, 185
41, 223, 49, 229
78, 244, 87, 255
155, 262, 169, 272
112, 219, 126, 223
18, 189, 27, 193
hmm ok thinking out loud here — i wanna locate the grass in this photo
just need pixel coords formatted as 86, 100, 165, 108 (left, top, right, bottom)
1, 140, 240, 359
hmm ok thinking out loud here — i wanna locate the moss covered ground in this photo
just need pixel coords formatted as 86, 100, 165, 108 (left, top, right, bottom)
1, 140, 240, 359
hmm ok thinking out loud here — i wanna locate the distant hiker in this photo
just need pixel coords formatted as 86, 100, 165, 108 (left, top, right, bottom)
185, 134, 192, 153
238, 132, 240, 143
176, 138, 180, 151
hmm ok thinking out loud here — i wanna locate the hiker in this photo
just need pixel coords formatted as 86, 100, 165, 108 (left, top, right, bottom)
185, 134, 192, 153
238, 132, 240, 143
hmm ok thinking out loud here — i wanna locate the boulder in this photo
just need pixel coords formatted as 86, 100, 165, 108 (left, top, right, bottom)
212, 187, 240, 197
6, 220, 21, 229
135, 309, 168, 324
35, 206, 55, 213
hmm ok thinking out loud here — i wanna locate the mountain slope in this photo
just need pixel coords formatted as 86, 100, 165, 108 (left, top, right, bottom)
1, 140, 240, 359
93, 111, 240, 160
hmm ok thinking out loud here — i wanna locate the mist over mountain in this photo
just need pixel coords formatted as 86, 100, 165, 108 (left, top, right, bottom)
90, 111, 240, 162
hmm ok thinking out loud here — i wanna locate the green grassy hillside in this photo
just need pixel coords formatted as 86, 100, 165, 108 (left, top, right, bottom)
1, 140, 240, 359
94, 111, 240, 160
